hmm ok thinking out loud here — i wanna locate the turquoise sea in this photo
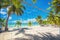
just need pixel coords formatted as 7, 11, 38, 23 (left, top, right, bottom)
8, 22, 39, 28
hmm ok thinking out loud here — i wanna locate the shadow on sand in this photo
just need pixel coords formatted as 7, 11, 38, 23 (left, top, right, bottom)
15, 28, 31, 35
8, 28, 31, 32
8, 27, 60, 40
12, 32, 60, 40
1, 27, 60, 40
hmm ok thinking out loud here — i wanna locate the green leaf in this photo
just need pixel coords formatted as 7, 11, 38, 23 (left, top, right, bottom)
32, 0, 36, 3
47, 7, 51, 10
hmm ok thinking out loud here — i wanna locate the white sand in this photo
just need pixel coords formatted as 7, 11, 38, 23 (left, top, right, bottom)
0, 25, 60, 40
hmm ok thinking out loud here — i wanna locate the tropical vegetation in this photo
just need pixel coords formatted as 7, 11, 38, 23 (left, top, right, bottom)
0, 0, 25, 31
36, 16, 43, 25
0, 0, 60, 32
15, 21, 22, 28
0, 18, 6, 27
0, 0, 37, 31
47, 0, 60, 27
28, 21, 32, 27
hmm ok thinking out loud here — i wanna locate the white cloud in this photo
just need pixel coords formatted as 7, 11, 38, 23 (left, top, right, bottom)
9, 17, 12, 20
27, 18, 36, 22
1, 8, 5, 11
0, 9, 7, 15
10, 18, 36, 23
21, 18, 36, 23
0, 11, 6, 15
11, 20, 19, 23
12, 21, 16, 23
0, 6, 12, 15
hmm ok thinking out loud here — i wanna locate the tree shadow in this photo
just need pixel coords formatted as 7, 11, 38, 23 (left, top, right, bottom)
8, 28, 19, 32
14, 38, 32, 40
37, 32, 60, 40
0, 28, 19, 33
0, 28, 5, 33
15, 28, 31, 35
8, 28, 31, 32
10, 32, 60, 40
0, 28, 2, 33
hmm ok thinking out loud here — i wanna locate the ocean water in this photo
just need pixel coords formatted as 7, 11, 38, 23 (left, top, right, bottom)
8, 22, 39, 28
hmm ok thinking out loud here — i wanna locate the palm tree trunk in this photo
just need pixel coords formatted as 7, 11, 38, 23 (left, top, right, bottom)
5, 15, 9, 31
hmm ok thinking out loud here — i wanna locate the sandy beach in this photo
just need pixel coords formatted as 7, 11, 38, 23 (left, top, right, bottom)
0, 26, 60, 40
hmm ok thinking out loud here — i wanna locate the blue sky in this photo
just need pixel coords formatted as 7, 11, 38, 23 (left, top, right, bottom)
0, 0, 51, 24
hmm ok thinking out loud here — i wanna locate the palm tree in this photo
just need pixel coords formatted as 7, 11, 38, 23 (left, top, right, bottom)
0, 18, 5, 27
16, 21, 22, 28
47, 0, 60, 27
0, 0, 25, 31
54, 14, 60, 26
47, 0, 60, 14
0, 18, 3, 31
0, 18, 2, 32
28, 21, 32, 27
47, 11, 60, 27
0, 18, 5, 32
47, 11, 56, 25
47, 12, 53, 24
43, 20, 47, 25
0, 0, 37, 31
36, 16, 43, 25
